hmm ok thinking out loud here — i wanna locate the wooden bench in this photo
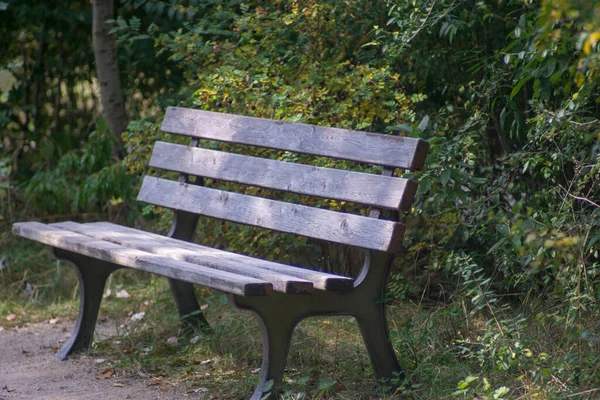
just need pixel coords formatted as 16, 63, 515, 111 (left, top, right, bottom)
12, 107, 428, 399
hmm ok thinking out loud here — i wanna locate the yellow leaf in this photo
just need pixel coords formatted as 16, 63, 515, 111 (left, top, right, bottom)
0, 69, 18, 97
96, 368, 115, 380
583, 32, 600, 55
555, 236, 579, 247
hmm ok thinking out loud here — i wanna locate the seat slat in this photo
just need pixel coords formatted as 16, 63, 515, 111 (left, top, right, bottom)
150, 142, 417, 211
138, 177, 405, 253
82, 222, 355, 291
161, 107, 429, 170
12, 222, 272, 296
51, 221, 316, 294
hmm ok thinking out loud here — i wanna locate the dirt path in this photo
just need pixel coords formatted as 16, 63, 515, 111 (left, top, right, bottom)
0, 321, 205, 400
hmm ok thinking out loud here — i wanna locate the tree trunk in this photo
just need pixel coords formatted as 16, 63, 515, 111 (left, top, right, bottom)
92, 0, 126, 157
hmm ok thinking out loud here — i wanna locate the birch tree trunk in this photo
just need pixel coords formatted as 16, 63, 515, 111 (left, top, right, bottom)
92, 0, 126, 156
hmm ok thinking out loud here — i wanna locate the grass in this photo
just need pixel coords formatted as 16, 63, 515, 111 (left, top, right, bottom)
2, 232, 600, 399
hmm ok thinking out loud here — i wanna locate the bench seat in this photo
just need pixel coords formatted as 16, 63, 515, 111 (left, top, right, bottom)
13, 221, 354, 295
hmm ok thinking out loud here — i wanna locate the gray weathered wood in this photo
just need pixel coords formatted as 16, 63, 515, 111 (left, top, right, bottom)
161, 107, 429, 170
70, 221, 355, 291
12, 222, 272, 296
138, 176, 405, 253
51, 221, 316, 295
149, 142, 417, 211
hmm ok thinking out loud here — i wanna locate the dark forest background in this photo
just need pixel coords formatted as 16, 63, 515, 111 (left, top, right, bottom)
1, 0, 599, 398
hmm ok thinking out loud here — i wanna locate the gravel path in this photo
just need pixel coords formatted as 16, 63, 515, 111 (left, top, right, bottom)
0, 320, 204, 400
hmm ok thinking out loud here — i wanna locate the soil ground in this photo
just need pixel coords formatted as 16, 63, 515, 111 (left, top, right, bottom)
0, 320, 206, 400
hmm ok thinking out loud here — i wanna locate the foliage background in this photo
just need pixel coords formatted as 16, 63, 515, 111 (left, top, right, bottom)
1, 0, 599, 398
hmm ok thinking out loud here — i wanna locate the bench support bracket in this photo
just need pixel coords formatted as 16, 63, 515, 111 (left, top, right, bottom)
52, 248, 121, 360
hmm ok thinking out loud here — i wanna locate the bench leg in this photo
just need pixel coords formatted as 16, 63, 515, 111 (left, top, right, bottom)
230, 295, 298, 400
53, 249, 119, 360
355, 305, 404, 385
167, 210, 211, 332
353, 251, 404, 386
167, 279, 211, 333
228, 250, 404, 399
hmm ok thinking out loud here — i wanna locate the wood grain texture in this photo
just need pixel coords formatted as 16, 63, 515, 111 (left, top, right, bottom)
76, 222, 355, 291
149, 142, 417, 211
51, 221, 315, 294
12, 222, 272, 296
138, 176, 405, 253
161, 107, 429, 170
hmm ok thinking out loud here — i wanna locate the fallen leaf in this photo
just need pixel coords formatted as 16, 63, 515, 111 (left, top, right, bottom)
137, 370, 149, 378
131, 312, 145, 321
96, 368, 115, 379
151, 376, 164, 384
6, 314, 16, 321
159, 386, 168, 392
190, 335, 201, 344
116, 289, 131, 298
200, 304, 209, 311
188, 387, 210, 394
166, 336, 178, 347
49, 318, 59, 325
113, 383, 125, 388
94, 359, 106, 364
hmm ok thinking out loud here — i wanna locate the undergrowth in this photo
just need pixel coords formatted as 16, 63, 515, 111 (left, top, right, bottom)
2, 249, 600, 399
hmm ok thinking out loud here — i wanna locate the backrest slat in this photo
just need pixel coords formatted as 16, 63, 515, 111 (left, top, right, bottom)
149, 141, 417, 211
137, 176, 405, 253
161, 107, 429, 169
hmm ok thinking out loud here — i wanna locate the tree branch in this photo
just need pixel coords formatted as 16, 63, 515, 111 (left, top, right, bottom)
558, 184, 600, 209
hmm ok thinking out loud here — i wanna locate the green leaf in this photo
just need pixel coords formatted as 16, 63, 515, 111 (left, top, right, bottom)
262, 379, 274, 393
388, 124, 412, 133
586, 234, 600, 252
417, 115, 429, 131
457, 375, 478, 389
156, 2, 165, 16
494, 386, 510, 398
440, 169, 451, 186
318, 377, 335, 391
500, 107, 507, 131
417, 176, 430, 194
298, 376, 310, 385
510, 76, 532, 99
496, 224, 510, 236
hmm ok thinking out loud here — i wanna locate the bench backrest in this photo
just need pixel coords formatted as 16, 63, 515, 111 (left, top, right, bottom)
138, 107, 428, 253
